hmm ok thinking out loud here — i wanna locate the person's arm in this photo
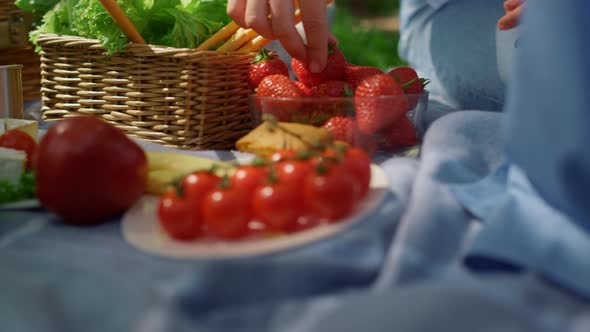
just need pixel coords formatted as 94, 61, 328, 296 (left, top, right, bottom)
498, 0, 524, 30
227, 0, 329, 72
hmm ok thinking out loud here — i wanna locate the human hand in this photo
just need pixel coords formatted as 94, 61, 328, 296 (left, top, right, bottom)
498, 0, 524, 30
227, 0, 330, 73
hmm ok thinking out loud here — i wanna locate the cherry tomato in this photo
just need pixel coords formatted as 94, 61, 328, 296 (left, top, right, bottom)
0, 129, 37, 169
269, 149, 298, 162
304, 163, 360, 221
275, 159, 313, 186
231, 165, 269, 195
253, 182, 305, 231
341, 147, 372, 199
158, 190, 202, 241
182, 171, 220, 203
202, 187, 252, 239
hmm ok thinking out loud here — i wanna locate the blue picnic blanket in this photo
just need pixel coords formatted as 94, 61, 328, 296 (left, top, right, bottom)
1, 110, 588, 332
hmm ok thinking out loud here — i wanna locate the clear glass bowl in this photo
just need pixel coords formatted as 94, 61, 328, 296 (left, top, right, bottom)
249, 92, 429, 156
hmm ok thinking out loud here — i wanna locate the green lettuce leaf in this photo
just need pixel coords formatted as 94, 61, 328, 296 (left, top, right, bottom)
26, 0, 231, 54
0, 169, 36, 205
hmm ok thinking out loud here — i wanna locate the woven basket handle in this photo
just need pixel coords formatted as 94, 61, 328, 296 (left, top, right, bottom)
98, 0, 145, 44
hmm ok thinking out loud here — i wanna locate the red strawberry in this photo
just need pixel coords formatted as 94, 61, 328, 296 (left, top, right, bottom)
378, 116, 418, 151
387, 66, 423, 94
310, 80, 352, 97
387, 66, 428, 110
322, 117, 376, 153
248, 49, 290, 91
355, 74, 409, 135
257, 75, 304, 98
298, 81, 352, 126
256, 75, 304, 121
291, 45, 347, 87
293, 81, 314, 97
323, 116, 355, 142
345, 65, 383, 90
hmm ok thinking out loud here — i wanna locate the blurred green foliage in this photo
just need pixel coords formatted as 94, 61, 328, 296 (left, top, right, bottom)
331, 3, 406, 71
336, 0, 398, 16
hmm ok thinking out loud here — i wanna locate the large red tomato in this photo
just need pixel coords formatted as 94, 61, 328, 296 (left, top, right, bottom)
35, 116, 147, 225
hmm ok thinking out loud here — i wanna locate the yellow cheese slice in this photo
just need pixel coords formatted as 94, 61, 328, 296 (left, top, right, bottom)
146, 152, 233, 195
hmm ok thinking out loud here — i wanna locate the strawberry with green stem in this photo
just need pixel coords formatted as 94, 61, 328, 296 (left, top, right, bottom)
248, 49, 290, 91
387, 66, 430, 110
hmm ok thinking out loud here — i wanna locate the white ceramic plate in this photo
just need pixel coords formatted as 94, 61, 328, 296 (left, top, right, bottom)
0, 198, 41, 210
121, 164, 389, 259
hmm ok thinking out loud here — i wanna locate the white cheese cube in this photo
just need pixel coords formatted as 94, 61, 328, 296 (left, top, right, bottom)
3, 119, 38, 141
0, 147, 26, 185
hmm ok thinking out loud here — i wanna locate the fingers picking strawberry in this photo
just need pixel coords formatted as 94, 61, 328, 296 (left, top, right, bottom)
293, 81, 314, 97
291, 45, 347, 87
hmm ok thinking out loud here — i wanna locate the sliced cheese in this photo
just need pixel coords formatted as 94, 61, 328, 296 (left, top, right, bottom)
0, 147, 26, 185
3, 119, 38, 141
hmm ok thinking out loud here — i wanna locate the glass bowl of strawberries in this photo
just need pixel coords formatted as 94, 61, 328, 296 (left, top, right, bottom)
247, 47, 429, 156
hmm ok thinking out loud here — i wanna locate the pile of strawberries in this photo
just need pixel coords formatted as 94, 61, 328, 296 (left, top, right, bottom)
248, 46, 429, 153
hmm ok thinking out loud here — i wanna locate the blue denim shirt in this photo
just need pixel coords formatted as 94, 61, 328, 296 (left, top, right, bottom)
399, 0, 512, 128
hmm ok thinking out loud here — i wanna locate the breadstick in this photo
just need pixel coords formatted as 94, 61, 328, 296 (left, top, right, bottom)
196, 21, 240, 51
237, 35, 272, 53
217, 28, 259, 52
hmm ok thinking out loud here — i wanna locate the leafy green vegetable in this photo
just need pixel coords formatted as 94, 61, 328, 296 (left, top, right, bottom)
70, 0, 143, 54
152, 7, 224, 49
15, 0, 61, 24
0, 170, 36, 205
28, 0, 75, 50
19, 0, 231, 54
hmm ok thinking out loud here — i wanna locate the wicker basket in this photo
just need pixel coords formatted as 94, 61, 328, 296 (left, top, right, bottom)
37, 34, 257, 150
0, 0, 41, 101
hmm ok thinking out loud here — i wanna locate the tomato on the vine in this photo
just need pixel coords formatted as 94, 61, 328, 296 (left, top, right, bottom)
158, 189, 202, 241
202, 186, 252, 239
182, 171, 220, 203
231, 165, 269, 195
253, 181, 305, 231
340, 147, 372, 199
275, 159, 314, 186
303, 163, 360, 221
269, 149, 298, 162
